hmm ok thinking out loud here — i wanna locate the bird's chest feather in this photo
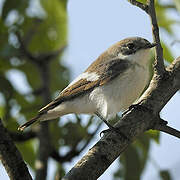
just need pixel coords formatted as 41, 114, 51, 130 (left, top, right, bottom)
89, 64, 149, 118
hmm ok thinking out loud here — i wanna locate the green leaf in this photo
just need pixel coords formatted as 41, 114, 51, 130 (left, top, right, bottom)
137, 0, 147, 3
50, 57, 69, 93
49, 119, 62, 149
27, 0, 67, 52
18, 62, 40, 89
156, 2, 176, 34
16, 139, 36, 169
145, 129, 160, 144
120, 145, 142, 180
0, 106, 5, 118
1, 0, 28, 20
114, 132, 157, 180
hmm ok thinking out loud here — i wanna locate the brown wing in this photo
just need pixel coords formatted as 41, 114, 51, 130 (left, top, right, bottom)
39, 59, 131, 114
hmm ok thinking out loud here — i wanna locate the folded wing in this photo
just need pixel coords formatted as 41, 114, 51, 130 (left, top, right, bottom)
39, 59, 131, 114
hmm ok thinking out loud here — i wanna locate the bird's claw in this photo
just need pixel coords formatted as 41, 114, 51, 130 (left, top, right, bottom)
122, 103, 151, 117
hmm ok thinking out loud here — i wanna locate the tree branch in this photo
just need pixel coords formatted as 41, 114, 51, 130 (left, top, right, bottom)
161, 4, 176, 9
153, 124, 180, 139
128, 0, 149, 13
9, 130, 36, 142
129, 0, 165, 74
147, 0, 165, 74
0, 119, 32, 180
35, 63, 51, 180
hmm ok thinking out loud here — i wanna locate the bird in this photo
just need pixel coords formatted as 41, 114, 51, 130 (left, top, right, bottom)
18, 37, 156, 132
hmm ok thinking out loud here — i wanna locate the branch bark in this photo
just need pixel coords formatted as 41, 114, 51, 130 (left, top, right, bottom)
153, 124, 180, 139
147, 0, 165, 74
0, 119, 32, 180
128, 0, 149, 13
129, 0, 165, 74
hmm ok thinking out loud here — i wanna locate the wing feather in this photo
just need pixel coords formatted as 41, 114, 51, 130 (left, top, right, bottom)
39, 59, 131, 114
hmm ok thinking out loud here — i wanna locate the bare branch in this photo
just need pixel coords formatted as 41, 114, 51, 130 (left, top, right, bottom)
35, 62, 51, 180
35, 122, 51, 180
128, 0, 149, 13
161, 4, 176, 9
167, 56, 180, 89
9, 130, 36, 142
147, 0, 165, 74
153, 124, 180, 139
129, 0, 165, 74
0, 119, 32, 180
150, 117, 180, 139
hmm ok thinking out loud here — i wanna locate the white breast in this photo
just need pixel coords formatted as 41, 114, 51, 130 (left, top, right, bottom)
89, 63, 150, 119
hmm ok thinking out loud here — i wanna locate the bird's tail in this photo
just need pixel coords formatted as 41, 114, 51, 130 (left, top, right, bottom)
18, 114, 41, 131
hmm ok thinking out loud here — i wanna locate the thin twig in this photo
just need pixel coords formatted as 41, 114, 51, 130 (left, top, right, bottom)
129, 0, 165, 74
154, 124, 180, 139
147, 0, 165, 74
161, 4, 176, 9
9, 130, 36, 142
35, 63, 51, 180
128, 0, 149, 13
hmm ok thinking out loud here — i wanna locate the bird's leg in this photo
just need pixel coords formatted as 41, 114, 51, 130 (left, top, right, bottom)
95, 112, 129, 140
122, 104, 138, 117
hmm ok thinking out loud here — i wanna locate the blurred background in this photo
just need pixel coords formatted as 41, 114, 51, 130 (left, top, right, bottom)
0, 0, 180, 179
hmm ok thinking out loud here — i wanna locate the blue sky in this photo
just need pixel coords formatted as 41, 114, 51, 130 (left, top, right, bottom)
1, 0, 180, 179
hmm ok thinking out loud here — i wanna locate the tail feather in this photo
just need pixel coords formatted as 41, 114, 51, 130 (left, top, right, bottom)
18, 114, 41, 131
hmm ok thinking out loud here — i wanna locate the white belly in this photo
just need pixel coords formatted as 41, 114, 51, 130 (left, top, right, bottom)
89, 65, 149, 118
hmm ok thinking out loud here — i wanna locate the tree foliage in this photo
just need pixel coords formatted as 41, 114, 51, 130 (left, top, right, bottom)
0, 0, 179, 179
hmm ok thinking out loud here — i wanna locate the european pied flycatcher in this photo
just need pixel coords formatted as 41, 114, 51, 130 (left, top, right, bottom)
18, 37, 156, 131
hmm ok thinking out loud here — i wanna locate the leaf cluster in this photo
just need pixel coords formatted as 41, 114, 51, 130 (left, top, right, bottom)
0, 0, 179, 179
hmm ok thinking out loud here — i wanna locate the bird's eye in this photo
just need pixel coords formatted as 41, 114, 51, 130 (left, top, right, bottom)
127, 43, 134, 49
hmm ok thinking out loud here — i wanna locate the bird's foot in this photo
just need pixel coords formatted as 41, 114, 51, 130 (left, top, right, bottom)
122, 103, 151, 117
95, 111, 129, 140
